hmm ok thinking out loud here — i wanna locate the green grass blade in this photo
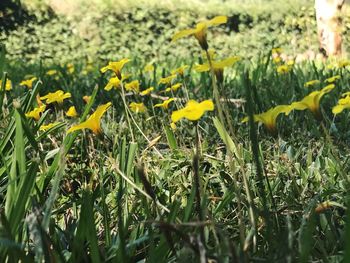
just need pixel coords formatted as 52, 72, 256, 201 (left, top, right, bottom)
164, 125, 177, 150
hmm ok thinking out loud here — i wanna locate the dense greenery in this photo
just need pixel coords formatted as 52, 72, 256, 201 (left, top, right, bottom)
1, 1, 350, 262
0, 0, 331, 65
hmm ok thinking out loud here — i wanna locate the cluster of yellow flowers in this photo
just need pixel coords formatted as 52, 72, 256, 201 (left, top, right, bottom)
98, 57, 216, 131
2, 15, 240, 137
17, 15, 350, 140
241, 73, 346, 134
96, 15, 237, 132
271, 48, 295, 74
24, 88, 80, 131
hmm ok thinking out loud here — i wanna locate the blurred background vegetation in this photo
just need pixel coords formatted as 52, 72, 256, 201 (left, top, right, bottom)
1, 0, 350, 66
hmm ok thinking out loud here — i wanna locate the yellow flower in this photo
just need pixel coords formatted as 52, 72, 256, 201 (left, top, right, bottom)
171, 99, 214, 123
241, 105, 292, 134
83, 95, 91, 104
194, 56, 240, 72
286, 60, 294, 66
0, 79, 12, 91
82, 63, 94, 75
272, 57, 282, 64
25, 105, 46, 121
171, 65, 189, 76
341, 91, 350, 97
158, 74, 177, 85
170, 122, 176, 130
165, 83, 182, 92
272, 47, 282, 54
143, 63, 155, 73
36, 94, 44, 106
304, 80, 320, 88
67, 63, 75, 74
154, 98, 175, 109
194, 56, 240, 83
67, 102, 112, 134
104, 76, 121, 91
172, 15, 227, 50
100, 58, 130, 79
140, 87, 154, 96
325, 75, 340, 83
277, 64, 292, 74
40, 90, 71, 104
338, 92, 350, 105
289, 84, 336, 119
332, 93, 350, 114
20, 77, 37, 89
129, 102, 147, 113
105, 73, 131, 91
46, 69, 58, 76
39, 122, 62, 131
66, 106, 78, 117
337, 59, 350, 68
125, 80, 140, 93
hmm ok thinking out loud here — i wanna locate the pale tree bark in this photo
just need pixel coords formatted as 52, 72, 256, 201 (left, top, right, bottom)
315, 0, 345, 57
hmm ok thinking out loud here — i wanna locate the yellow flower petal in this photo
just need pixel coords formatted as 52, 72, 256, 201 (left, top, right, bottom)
0, 79, 12, 91
171, 99, 214, 123
40, 90, 71, 104
304, 79, 320, 88
171, 65, 189, 76
332, 92, 350, 115
194, 56, 240, 73
129, 102, 147, 113
241, 105, 292, 133
25, 105, 46, 121
125, 80, 140, 93
144, 63, 155, 73
171, 16, 226, 50
194, 64, 210, 72
277, 65, 291, 74
170, 122, 176, 130
172, 28, 197, 42
154, 98, 175, 109
67, 102, 112, 134
206, 15, 227, 27
20, 77, 37, 89
83, 95, 91, 104
140, 87, 154, 96
100, 58, 130, 78
272, 47, 282, 54
167, 83, 182, 92
325, 75, 340, 83
289, 84, 335, 115
332, 104, 350, 114
158, 74, 177, 85
66, 106, 78, 117
46, 70, 57, 76
104, 76, 121, 91
39, 122, 62, 131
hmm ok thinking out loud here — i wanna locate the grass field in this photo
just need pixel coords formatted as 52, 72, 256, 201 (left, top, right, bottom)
1, 1, 350, 262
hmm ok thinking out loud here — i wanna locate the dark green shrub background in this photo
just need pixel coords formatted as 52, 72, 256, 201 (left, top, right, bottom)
1, 1, 350, 66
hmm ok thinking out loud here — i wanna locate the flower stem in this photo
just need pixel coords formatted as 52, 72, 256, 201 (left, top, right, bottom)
120, 82, 135, 142
193, 122, 205, 248
205, 50, 226, 128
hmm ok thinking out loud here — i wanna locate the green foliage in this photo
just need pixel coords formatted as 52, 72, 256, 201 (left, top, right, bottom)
0, 0, 332, 65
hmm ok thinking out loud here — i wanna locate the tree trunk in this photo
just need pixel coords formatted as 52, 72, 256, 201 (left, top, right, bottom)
315, 0, 345, 57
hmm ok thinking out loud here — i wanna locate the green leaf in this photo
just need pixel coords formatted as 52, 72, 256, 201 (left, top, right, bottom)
212, 117, 238, 157
164, 125, 177, 150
